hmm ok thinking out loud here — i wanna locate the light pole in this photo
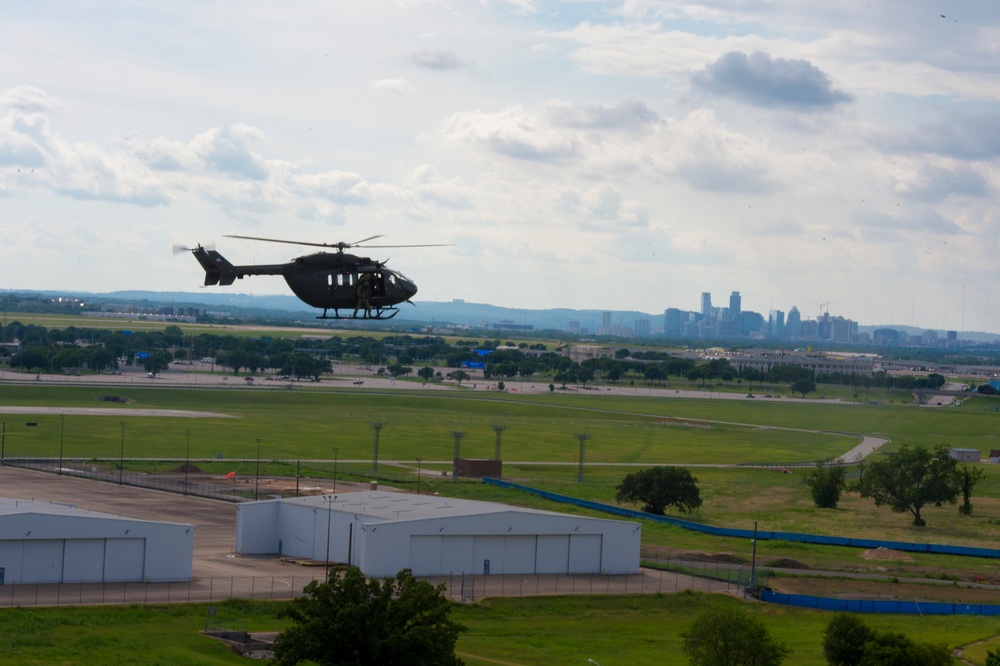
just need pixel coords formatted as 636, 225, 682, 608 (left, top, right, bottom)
416, 456, 422, 495
370, 421, 384, 473
118, 421, 126, 485
58, 413, 65, 475
1, 420, 5, 465
450, 430, 465, 481
491, 423, 507, 461
184, 429, 191, 495
324, 495, 337, 579
576, 433, 592, 483
255, 437, 262, 500
333, 446, 339, 494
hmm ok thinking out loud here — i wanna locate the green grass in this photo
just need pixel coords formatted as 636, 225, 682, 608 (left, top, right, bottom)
0, 599, 284, 665
0, 384, 859, 464
1, 594, 998, 666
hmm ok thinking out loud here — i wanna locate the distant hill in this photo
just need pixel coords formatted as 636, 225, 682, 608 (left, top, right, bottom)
7, 289, 1000, 343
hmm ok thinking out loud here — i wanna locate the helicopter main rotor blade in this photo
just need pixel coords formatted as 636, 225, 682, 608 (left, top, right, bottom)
224, 234, 448, 251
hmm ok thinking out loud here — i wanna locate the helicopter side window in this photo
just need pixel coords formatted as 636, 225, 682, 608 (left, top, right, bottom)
336, 273, 355, 287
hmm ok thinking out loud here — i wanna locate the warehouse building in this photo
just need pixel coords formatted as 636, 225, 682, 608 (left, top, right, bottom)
0, 498, 194, 584
235, 491, 640, 577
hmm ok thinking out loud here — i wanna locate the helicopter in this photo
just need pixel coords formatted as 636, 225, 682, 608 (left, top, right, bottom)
176, 234, 445, 320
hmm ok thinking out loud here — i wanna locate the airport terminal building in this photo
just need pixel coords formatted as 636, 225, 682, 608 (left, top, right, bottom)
235, 491, 640, 578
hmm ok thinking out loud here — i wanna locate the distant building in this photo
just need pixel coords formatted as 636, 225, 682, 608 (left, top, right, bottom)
634, 319, 651, 337
948, 448, 980, 463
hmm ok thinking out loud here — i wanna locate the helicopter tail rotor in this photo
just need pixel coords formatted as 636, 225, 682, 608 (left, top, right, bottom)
172, 241, 215, 255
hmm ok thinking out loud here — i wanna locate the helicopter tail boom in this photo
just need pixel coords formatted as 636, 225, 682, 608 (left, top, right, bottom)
192, 246, 238, 286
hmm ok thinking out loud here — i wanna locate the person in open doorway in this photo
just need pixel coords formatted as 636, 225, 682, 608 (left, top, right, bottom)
353, 273, 373, 318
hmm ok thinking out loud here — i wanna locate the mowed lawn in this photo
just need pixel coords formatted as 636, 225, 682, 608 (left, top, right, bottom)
0, 594, 999, 666
0, 384, 860, 464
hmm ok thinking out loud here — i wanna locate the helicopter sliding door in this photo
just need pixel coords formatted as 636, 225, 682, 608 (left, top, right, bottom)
329, 269, 356, 303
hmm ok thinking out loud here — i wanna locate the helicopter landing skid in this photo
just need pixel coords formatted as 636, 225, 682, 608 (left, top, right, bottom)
318, 307, 400, 320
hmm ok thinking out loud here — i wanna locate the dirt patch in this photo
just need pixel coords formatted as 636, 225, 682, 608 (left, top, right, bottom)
860, 547, 914, 562
172, 462, 203, 473
766, 558, 810, 570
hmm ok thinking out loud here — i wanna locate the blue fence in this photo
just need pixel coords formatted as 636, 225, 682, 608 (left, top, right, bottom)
483, 478, 1000, 559
761, 591, 1000, 616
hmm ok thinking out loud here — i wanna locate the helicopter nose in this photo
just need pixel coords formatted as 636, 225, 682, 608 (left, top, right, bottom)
401, 277, 418, 299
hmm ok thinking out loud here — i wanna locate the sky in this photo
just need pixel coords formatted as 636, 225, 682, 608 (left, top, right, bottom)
2, 1, 1000, 332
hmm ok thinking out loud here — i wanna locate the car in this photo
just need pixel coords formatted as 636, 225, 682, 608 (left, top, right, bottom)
353, 380, 364, 385
746, 394, 755, 398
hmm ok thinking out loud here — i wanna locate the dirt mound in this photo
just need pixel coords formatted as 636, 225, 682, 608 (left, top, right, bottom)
766, 558, 810, 570
173, 462, 203, 473
859, 547, 913, 562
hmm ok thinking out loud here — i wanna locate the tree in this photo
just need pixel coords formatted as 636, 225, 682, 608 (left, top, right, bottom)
681, 603, 790, 666
855, 444, 960, 526
272, 567, 465, 666
789, 378, 816, 398
823, 614, 873, 666
803, 459, 847, 508
615, 466, 702, 515
958, 464, 985, 516
418, 366, 435, 382
142, 350, 172, 376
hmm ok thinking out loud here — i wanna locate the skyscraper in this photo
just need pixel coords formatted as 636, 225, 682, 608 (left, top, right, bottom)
701, 292, 712, 317
729, 291, 741, 316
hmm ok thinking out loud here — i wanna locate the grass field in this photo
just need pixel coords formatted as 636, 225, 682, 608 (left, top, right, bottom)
3, 372, 1000, 661
0, 593, 999, 665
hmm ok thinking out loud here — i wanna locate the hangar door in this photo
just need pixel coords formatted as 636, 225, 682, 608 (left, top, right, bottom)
409, 534, 601, 575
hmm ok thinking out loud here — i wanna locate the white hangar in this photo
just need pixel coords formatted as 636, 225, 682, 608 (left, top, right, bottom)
0, 498, 194, 584
235, 491, 640, 578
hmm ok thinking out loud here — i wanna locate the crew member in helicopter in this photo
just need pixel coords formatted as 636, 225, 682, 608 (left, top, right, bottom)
353, 273, 373, 318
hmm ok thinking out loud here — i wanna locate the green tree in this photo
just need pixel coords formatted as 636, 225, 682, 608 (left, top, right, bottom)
822, 614, 873, 666
860, 631, 952, 665
804, 459, 847, 508
855, 444, 960, 526
418, 366, 435, 382
986, 649, 1000, 666
142, 350, 172, 377
615, 466, 702, 515
790, 378, 817, 398
681, 603, 790, 666
958, 464, 985, 516
272, 567, 465, 666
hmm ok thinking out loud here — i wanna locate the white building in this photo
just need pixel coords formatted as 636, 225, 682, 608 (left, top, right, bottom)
0, 498, 194, 584
236, 491, 640, 578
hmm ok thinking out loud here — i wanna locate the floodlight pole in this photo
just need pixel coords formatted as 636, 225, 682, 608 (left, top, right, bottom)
333, 446, 339, 493
450, 431, 465, 481
58, 413, 65, 475
416, 456, 422, 495
576, 433, 592, 483
1, 420, 5, 465
255, 438, 262, 500
184, 429, 191, 495
491, 424, 507, 461
118, 421, 126, 485
370, 422, 384, 473
324, 495, 337, 579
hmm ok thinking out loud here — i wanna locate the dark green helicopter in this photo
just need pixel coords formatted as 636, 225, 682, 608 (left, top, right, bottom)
176, 234, 445, 320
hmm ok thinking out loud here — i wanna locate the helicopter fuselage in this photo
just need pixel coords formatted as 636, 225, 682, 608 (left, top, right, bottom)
190, 246, 418, 319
